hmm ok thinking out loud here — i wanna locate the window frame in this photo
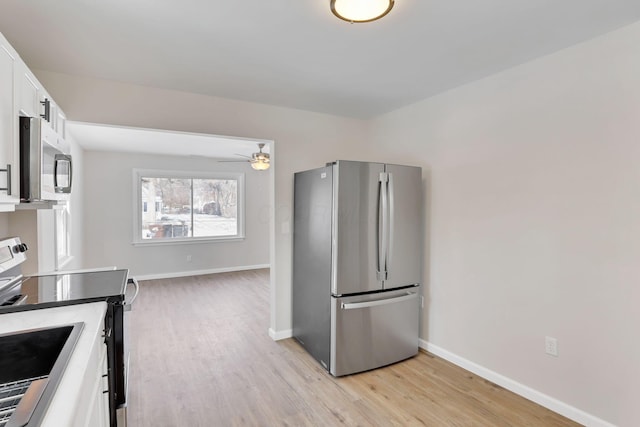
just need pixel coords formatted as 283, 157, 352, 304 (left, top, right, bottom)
132, 168, 246, 246
54, 202, 73, 269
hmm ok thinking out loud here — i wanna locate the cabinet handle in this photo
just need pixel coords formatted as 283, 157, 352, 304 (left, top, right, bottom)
102, 328, 112, 340
0, 164, 11, 195
40, 98, 51, 122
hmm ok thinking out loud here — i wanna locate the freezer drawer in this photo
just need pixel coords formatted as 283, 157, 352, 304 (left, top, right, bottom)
330, 287, 420, 376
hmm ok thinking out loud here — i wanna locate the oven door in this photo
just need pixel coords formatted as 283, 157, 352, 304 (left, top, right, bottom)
112, 276, 139, 427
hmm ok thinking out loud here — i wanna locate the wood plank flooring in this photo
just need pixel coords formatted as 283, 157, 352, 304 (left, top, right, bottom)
128, 269, 581, 426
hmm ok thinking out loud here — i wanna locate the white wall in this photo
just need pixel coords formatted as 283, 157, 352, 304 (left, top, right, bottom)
81, 150, 269, 277
33, 20, 640, 425
0, 214, 8, 237
369, 22, 640, 426
31, 69, 367, 336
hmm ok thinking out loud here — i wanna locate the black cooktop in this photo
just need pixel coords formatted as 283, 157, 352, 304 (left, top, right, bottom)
0, 269, 128, 313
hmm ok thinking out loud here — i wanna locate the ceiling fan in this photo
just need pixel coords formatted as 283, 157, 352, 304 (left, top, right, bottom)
219, 143, 270, 171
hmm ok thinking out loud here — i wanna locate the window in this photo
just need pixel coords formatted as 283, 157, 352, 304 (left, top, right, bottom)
134, 169, 245, 244
55, 203, 72, 269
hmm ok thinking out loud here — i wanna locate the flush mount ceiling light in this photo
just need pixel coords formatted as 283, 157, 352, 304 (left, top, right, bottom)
330, 0, 394, 23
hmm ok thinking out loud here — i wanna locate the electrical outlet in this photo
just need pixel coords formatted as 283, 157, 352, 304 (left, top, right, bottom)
545, 336, 558, 357
186, 254, 192, 262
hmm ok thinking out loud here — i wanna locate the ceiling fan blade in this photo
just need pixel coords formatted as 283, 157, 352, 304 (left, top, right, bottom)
217, 159, 249, 163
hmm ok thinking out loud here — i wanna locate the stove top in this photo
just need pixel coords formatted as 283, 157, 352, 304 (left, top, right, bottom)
19, 270, 129, 306
0, 237, 130, 313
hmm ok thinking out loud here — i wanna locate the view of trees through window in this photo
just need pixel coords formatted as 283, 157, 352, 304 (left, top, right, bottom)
141, 176, 238, 240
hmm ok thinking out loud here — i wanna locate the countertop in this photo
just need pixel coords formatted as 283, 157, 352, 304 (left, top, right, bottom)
0, 302, 107, 427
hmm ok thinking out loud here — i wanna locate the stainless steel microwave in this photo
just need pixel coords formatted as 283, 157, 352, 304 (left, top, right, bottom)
19, 116, 72, 202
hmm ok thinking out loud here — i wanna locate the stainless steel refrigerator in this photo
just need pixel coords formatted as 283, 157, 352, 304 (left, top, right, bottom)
293, 160, 422, 376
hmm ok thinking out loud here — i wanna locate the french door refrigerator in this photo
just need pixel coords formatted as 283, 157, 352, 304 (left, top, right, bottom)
293, 160, 422, 376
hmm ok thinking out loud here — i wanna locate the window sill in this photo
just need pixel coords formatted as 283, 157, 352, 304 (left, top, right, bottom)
131, 236, 245, 247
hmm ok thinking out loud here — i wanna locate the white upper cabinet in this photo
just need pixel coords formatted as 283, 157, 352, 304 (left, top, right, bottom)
56, 107, 66, 138
0, 33, 19, 208
16, 62, 40, 118
0, 30, 67, 209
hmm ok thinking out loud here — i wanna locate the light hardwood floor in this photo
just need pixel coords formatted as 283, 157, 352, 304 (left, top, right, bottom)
128, 269, 581, 427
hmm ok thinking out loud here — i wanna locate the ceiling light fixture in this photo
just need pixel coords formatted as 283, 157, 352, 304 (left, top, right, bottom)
330, 0, 394, 23
250, 146, 270, 171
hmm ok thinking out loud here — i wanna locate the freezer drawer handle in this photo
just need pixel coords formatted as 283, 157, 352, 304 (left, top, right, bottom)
341, 291, 418, 310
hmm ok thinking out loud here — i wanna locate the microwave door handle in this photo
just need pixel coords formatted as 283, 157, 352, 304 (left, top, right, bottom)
67, 155, 72, 191
54, 154, 72, 191
54, 154, 60, 188
54, 156, 58, 188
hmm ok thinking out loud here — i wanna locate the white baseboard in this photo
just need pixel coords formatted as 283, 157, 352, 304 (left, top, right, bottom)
134, 264, 270, 281
269, 328, 292, 341
419, 340, 615, 427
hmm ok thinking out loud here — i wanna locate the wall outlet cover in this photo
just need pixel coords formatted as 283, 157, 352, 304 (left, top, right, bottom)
545, 336, 558, 357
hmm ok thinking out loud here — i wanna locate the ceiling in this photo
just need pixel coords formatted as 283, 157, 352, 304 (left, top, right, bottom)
66, 122, 270, 160
1, 1, 640, 120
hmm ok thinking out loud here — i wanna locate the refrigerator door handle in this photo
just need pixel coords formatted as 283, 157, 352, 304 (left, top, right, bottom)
341, 291, 418, 310
386, 172, 394, 277
377, 173, 388, 281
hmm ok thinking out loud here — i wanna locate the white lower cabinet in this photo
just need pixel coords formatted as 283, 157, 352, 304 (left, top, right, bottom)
74, 317, 110, 427
85, 344, 110, 427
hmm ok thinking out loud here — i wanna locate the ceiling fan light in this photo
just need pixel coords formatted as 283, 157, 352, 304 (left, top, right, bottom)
251, 159, 270, 171
331, 0, 394, 23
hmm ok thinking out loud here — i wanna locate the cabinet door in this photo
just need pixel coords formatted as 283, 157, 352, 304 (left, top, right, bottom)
0, 38, 19, 207
17, 64, 40, 117
98, 348, 110, 427
82, 335, 110, 427
57, 108, 66, 138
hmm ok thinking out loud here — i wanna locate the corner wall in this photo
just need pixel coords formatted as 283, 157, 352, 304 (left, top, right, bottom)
369, 21, 640, 426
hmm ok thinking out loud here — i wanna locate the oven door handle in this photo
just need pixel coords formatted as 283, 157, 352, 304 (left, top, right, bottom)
124, 277, 139, 311
14, 294, 28, 306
